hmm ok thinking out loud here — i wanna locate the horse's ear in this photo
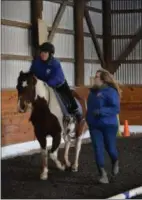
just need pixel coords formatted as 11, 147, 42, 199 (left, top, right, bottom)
20, 70, 23, 75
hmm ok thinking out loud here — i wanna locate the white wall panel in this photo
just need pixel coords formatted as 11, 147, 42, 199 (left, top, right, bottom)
84, 63, 101, 86
61, 62, 74, 86
114, 64, 142, 85
84, 37, 103, 60
127, 40, 142, 60
43, 1, 60, 27
1, 25, 32, 56
43, 1, 73, 30
112, 13, 141, 35
1, 60, 31, 89
1, 60, 74, 88
1, 0, 31, 23
83, 11, 102, 34
111, 0, 142, 10
112, 39, 130, 59
58, 6, 73, 30
52, 33, 74, 58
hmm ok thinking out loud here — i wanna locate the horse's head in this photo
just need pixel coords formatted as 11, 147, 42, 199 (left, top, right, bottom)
16, 71, 37, 113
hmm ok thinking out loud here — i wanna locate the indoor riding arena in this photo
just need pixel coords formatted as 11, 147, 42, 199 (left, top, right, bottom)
1, 0, 142, 199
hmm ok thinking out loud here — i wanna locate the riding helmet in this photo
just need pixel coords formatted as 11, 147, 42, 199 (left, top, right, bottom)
39, 42, 55, 54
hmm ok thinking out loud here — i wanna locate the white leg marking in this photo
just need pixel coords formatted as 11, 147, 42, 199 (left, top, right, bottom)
64, 140, 71, 167
40, 148, 48, 180
72, 138, 82, 172
49, 149, 65, 171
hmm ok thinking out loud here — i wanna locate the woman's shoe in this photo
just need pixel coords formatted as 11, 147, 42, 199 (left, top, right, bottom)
98, 168, 109, 184
112, 160, 119, 176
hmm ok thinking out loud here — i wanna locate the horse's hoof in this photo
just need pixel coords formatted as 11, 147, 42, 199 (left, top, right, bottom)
71, 165, 78, 172
66, 161, 71, 168
60, 164, 66, 171
40, 173, 48, 180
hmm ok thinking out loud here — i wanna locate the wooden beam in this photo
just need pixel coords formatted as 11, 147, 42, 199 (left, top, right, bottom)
1, 19, 31, 29
111, 35, 139, 39
48, 0, 68, 42
102, 0, 112, 72
1, 54, 100, 64
1, 54, 33, 61
113, 26, 142, 72
74, 0, 85, 86
112, 59, 142, 64
112, 8, 142, 14
48, 26, 102, 38
87, 6, 102, 13
46, 0, 102, 13
84, 7, 105, 68
31, 0, 43, 56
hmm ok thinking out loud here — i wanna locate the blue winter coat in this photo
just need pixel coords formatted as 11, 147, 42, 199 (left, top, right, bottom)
29, 56, 65, 87
86, 85, 120, 130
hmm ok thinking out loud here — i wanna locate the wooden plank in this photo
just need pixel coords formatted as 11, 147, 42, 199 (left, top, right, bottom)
38, 19, 48, 45
74, 0, 85, 86
48, 26, 102, 38
1, 54, 33, 61
113, 26, 142, 72
112, 8, 142, 14
112, 59, 142, 64
1, 53, 100, 63
46, 0, 102, 13
1, 86, 142, 146
48, 0, 68, 42
102, 0, 112, 72
1, 19, 31, 29
112, 35, 139, 39
87, 6, 102, 13
48, 27, 138, 40
84, 7, 106, 68
47, 0, 73, 6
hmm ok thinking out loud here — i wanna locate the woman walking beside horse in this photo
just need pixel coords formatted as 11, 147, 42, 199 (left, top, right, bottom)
86, 69, 121, 184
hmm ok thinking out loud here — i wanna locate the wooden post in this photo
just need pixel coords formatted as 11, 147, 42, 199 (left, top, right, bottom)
74, 0, 85, 86
31, 0, 43, 56
102, 0, 112, 73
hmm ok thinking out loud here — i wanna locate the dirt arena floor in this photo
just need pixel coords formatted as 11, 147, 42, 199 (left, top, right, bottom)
1, 137, 142, 199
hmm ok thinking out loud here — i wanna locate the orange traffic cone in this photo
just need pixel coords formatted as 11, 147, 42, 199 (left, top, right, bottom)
123, 120, 130, 137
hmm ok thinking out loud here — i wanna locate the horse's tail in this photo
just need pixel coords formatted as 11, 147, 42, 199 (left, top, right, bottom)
50, 132, 61, 153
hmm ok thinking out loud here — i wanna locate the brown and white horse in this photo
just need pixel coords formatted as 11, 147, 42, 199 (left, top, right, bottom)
16, 71, 87, 180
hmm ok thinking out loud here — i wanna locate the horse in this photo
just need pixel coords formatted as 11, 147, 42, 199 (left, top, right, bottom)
16, 71, 88, 180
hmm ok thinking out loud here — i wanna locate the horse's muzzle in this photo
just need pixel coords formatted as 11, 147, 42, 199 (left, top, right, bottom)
17, 99, 27, 113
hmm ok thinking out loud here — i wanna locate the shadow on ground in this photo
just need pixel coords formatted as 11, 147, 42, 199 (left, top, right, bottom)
1, 137, 142, 199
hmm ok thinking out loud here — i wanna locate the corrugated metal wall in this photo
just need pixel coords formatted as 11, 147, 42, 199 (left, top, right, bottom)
43, 1, 75, 86
42, 0, 103, 86
1, 0, 32, 89
84, 0, 102, 85
112, 0, 142, 84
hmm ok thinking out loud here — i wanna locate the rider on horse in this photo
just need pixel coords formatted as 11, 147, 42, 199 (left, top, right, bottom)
29, 42, 84, 134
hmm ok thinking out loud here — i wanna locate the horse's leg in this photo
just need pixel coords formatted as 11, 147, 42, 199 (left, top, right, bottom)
64, 139, 71, 167
49, 132, 65, 171
35, 132, 48, 180
72, 137, 82, 172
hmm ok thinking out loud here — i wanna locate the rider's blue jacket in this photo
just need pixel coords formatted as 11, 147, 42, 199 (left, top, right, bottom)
30, 56, 65, 87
